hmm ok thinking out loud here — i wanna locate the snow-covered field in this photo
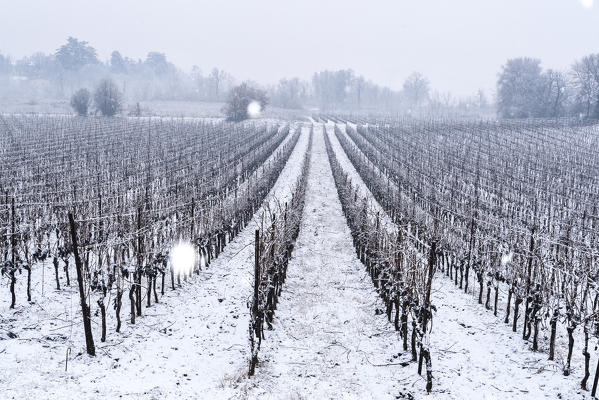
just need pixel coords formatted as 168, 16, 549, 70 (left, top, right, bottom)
0, 121, 592, 399
0, 126, 311, 399
330, 122, 594, 399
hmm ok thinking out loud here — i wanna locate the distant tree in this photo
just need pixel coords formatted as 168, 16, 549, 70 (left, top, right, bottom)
70, 88, 91, 116
539, 69, 569, 118
312, 69, 355, 109
145, 52, 170, 76
110, 51, 127, 74
14, 53, 58, 79
311, 71, 401, 111
131, 102, 142, 117
403, 72, 430, 108
223, 83, 268, 121
477, 89, 488, 109
208, 68, 235, 101
571, 54, 599, 118
94, 78, 122, 117
429, 90, 455, 113
0, 53, 12, 75
271, 78, 305, 109
497, 58, 544, 118
354, 75, 366, 108
190, 66, 209, 99
209, 68, 223, 100
55, 37, 99, 71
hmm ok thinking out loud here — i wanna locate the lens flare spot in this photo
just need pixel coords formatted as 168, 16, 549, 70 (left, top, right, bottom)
247, 101, 262, 118
170, 241, 197, 275
501, 252, 513, 267
581, 0, 593, 8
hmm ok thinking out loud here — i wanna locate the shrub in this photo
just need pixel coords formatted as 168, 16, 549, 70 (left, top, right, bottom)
223, 83, 268, 121
94, 78, 122, 117
70, 88, 91, 116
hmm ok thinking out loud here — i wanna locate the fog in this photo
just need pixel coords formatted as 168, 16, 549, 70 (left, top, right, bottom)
1, 0, 597, 97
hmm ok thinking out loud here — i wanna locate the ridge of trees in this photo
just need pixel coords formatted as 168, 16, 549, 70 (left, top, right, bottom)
1, 37, 598, 118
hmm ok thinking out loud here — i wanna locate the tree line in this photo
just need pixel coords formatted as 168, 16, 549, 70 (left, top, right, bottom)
3, 36, 597, 118
0, 37, 484, 115
0, 37, 234, 105
497, 55, 599, 119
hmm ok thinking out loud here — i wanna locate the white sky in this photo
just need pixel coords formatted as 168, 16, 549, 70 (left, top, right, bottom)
0, 0, 598, 97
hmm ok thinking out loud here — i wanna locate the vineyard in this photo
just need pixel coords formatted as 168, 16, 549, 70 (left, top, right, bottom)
0, 114, 597, 399
328, 118, 599, 398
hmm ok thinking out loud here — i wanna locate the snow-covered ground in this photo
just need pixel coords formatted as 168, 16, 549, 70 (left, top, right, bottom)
0, 121, 591, 399
325, 122, 590, 399
239, 124, 405, 399
0, 126, 310, 399
427, 278, 584, 400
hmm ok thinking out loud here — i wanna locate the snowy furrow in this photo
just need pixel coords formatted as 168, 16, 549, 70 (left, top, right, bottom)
239, 124, 405, 399
325, 122, 396, 232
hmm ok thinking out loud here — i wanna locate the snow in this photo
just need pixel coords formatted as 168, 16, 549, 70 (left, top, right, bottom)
324, 122, 590, 399
325, 122, 396, 232
240, 124, 405, 399
0, 120, 591, 399
427, 278, 584, 399
0, 125, 310, 399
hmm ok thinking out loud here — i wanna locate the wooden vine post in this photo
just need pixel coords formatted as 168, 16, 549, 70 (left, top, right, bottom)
249, 229, 261, 376
9, 198, 16, 309
419, 240, 436, 393
591, 356, 599, 397
68, 212, 96, 356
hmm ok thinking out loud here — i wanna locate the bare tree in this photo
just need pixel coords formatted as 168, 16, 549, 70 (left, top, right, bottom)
497, 58, 544, 118
571, 54, 599, 118
223, 83, 268, 121
403, 72, 430, 109
70, 88, 91, 116
542, 69, 569, 118
270, 78, 305, 109
94, 78, 122, 117
209, 68, 234, 101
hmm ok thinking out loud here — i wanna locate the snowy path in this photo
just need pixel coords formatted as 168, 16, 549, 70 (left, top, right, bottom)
241, 125, 405, 400
1, 126, 310, 400
325, 122, 395, 231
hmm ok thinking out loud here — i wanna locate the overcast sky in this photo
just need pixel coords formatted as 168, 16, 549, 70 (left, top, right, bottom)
1, 0, 598, 97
